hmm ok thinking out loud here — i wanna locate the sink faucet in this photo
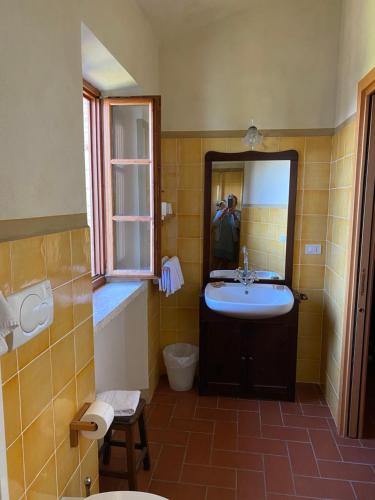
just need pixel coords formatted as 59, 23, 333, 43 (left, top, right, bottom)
235, 246, 258, 287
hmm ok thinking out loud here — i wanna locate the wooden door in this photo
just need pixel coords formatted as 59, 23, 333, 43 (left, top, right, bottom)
349, 94, 375, 436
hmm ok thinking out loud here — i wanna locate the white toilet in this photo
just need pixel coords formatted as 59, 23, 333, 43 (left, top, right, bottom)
63, 492, 167, 500
90, 493, 167, 499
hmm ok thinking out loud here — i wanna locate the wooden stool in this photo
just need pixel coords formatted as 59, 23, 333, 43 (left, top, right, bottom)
99, 398, 150, 491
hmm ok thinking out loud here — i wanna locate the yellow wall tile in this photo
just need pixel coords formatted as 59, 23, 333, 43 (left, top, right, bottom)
305, 136, 332, 162
61, 468, 82, 498
23, 405, 54, 486
53, 379, 77, 447
300, 215, 327, 241
299, 265, 325, 289
1, 229, 97, 499
11, 236, 46, 290
6, 436, 25, 500
303, 190, 329, 215
80, 442, 99, 486
178, 138, 202, 164
17, 328, 49, 370
45, 232, 72, 288
56, 437, 79, 495
26, 455, 57, 500
177, 164, 203, 189
178, 215, 201, 238
71, 228, 91, 279
74, 318, 94, 373
19, 350, 52, 429
76, 359, 95, 408
161, 138, 177, 165
279, 137, 305, 160
202, 137, 228, 154
177, 238, 202, 263
0, 242, 12, 295
1, 350, 18, 384
177, 189, 202, 215
50, 282, 74, 344
303, 163, 330, 190
3, 374, 21, 446
72, 274, 93, 326
51, 333, 75, 395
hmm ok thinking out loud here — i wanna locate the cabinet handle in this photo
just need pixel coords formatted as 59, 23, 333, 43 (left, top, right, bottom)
248, 356, 253, 361
241, 356, 246, 361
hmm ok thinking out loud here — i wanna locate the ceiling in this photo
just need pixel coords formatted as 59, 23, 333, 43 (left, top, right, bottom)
136, 0, 254, 43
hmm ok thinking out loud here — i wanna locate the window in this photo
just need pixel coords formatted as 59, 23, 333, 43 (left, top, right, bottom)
83, 85, 161, 287
83, 82, 105, 289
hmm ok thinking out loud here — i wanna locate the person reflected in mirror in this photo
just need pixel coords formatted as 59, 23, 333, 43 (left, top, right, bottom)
212, 194, 241, 269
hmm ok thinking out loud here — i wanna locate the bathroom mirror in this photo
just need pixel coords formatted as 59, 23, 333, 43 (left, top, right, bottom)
203, 150, 298, 287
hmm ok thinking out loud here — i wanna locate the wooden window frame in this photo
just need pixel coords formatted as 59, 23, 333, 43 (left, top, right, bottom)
83, 80, 106, 290
103, 96, 161, 279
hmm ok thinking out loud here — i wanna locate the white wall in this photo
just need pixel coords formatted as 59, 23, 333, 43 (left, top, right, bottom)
0, 0, 159, 221
160, 0, 341, 131
334, 0, 375, 125
94, 286, 149, 393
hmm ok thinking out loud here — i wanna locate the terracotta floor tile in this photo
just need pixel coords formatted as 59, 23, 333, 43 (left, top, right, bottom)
283, 414, 329, 429
318, 459, 375, 481
195, 407, 237, 422
169, 417, 214, 433
262, 425, 309, 442
185, 432, 212, 465
151, 393, 178, 405
149, 480, 206, 500
211, 449, 263, 471
294, 475, 356, 499
296, 383, 325, 404
149, 427, 189, 446
339, 445, 375, 464
288, 442, 319, 476
219, 397, 259, 412
301, 403, 332, 417
280, 401, 302, 415
309, 429, 341, 460
238, 411, 261, 437
267, 495, 316, 500
214, 421, 238, 451
181, 464, 236, 488
260, 401, 283, 426
174, 398, 197, 419
206, 486, 236, 500
237, 469, 266, 500
197, 395, 218, 408
153, 444, 185, 481
238, 436, 287, 455
264, 455, 294, 495
352, 481, 375, 500
360, 438, 375, 449
148, 403, 174, 429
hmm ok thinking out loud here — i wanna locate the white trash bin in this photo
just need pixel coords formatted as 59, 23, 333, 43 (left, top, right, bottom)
163, 343, 199, 391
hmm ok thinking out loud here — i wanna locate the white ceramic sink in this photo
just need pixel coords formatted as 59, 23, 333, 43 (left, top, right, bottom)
89, 492, 167, 499
210, 269, 281, 280
204, 282, 294, 319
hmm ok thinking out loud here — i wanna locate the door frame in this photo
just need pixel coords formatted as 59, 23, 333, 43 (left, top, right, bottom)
339, 67, 375, 437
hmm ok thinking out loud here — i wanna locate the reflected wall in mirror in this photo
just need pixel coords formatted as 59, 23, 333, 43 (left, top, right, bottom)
205, 151, 298, 286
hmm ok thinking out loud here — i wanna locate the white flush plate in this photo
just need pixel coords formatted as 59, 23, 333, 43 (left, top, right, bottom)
6, 280, 53, 351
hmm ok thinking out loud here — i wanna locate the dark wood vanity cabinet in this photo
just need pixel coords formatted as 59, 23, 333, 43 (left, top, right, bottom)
199, 297, 299, 401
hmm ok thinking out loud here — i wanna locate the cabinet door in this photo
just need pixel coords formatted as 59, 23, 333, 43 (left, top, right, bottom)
242, 322, 294, 399
204, 322, 243, 395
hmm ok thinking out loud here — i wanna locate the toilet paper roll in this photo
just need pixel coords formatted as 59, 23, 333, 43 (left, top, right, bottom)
80, 400, 114, 440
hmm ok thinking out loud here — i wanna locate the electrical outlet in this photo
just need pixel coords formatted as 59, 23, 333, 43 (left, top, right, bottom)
305, 244, 322, 255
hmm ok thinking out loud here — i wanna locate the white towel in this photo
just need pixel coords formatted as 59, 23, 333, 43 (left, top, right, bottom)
0, 291, 19, 355
158, 256, 184, 296
97, 390, 141, 417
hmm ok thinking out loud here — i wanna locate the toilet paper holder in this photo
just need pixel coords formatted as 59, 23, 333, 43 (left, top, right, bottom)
70, 402, 98, 447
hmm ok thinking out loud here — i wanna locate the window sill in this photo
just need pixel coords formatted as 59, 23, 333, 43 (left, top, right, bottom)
93, 281, 147, 333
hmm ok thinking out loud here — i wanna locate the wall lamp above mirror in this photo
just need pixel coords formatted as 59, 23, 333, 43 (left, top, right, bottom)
203, 149, 298, 288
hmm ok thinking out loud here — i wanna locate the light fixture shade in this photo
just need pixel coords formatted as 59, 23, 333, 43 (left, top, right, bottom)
243, 124, 263, 147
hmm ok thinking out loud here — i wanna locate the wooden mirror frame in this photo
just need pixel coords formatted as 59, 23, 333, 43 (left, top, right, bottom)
203, 149, 298, 288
